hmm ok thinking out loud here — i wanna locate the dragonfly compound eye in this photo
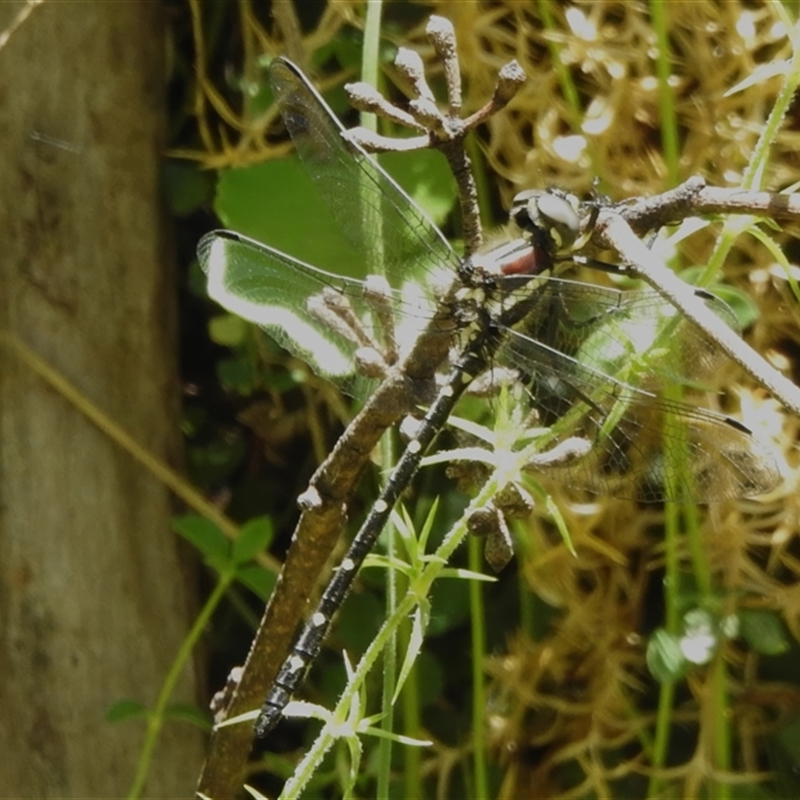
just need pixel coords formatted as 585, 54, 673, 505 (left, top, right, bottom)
511, 189, 582, 253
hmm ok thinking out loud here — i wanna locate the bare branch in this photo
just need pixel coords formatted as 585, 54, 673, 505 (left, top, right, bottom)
612, 176, 800, 234
345, 127, 430, 153
493, 60, 527, 107
394, 47, 436, 102
408, 96, 447, 131
345, 80, 426, 131
694, 186, 800, 220
427, 15, 461, 115
343, 46, 527, 255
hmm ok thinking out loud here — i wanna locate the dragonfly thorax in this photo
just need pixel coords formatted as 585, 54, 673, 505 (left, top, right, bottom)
466, 190, 585, 281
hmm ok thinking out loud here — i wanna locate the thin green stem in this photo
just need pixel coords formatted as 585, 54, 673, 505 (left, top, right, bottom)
711, 654, 732, 800
647, 679, 676, 798
741, 6, 800, 192
401, 659, 424, 800
684, 501, 709, 595
538, 0, 581, 123
468, 535, 489, 799
650, 0, 680, 187
648, 377, 694, 798
360, 0, 382, 134
698, 8, 800, 287
649, 493, 679, 797
359, 4, 396, 798
127, 574, 232, 799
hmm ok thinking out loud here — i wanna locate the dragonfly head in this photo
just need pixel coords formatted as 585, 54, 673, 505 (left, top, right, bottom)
511, 189, 594, 257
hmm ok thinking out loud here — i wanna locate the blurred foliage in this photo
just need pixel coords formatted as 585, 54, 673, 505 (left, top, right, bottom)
168, 1, 800, 798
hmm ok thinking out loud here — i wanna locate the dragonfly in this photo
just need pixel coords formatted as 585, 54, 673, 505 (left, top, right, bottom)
198, 58, 780, 736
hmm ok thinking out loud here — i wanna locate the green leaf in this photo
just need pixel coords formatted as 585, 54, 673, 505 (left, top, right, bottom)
163, 159, 215, 216
724, 60, 790, 96
343, 725, 365, 799
187, 434, 247, 487
393, 602, 430, 704
262, 366, 303, 393
215, 159, 363, 280
172, 515, 230, 566
213, 148, 456, 278
106, 698, 148, 723
647, 628, 689, 682
769, 717, 800, 798
311, 29, 365, 79
738, 608, 791, 655
231, 516, 274, 565
380, 149, 457, 228
216, 356, 257, 395
678, 268, 758, 329
709, 285, 760, 329
746, 222, 800, 306
208, 313, 249, 347
541, 490, 576, 555
428, 575, 470, 635
235, 563, 277, 601
164, 703, 213, 730
338, 589, 384, 654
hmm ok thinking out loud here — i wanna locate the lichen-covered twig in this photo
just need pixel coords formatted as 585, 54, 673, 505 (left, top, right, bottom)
345, 16, 525, 255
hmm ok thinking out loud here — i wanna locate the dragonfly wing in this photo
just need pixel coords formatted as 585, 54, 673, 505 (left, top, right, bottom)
198, 229, 427, 400
502, 277, 742, 391
519, 385, 780, 502
269, 58, 461, 291
567, 285, 740, 386
493, 282, 779, 500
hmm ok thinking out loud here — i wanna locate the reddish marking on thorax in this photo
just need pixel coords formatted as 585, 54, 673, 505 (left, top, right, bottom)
499, 245, 551, 276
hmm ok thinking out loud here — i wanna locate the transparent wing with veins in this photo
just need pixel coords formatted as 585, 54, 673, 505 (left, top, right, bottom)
487, 278, 780, 501
269, 58, 462, 291
199, 229, 443, 401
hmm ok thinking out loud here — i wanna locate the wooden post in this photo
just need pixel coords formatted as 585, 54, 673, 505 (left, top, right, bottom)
0, 3, 204, 795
